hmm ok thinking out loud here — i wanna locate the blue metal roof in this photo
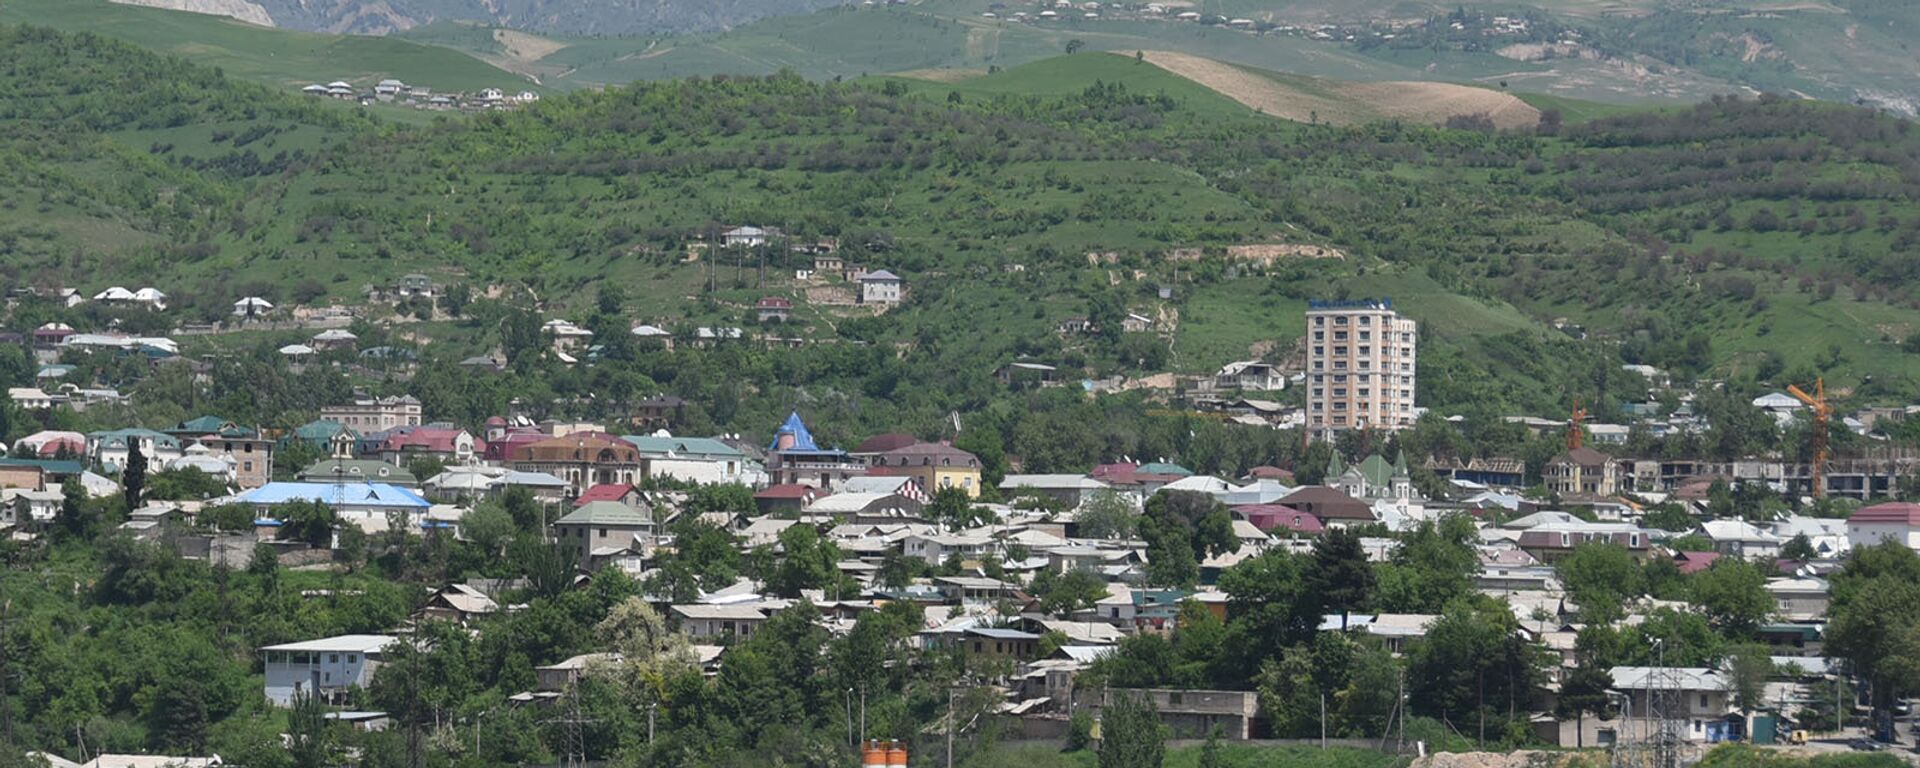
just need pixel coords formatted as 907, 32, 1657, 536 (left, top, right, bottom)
237, 482, 430, 509
769, 411, 819, 452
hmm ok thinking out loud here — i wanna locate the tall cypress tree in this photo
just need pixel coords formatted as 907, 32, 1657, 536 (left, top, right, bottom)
122, 440, 147, 510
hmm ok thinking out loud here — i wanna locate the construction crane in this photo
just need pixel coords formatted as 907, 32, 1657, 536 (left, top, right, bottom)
1568, 399, 1588, 452
1787, 378, 1831, 499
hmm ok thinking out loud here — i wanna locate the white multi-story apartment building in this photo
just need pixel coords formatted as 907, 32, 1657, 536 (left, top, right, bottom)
1305, 299, 1417, 437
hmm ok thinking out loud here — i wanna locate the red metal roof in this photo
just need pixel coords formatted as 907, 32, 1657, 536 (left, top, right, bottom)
1235, 504, 1323, 534
574, 483, 636, 506
1852, 502, 1920, 525
1673, 550, 1722, 575
755, 483, 819, 499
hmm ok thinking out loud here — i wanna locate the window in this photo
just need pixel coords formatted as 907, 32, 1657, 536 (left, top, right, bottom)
1313, 346, 1324, 356
1313, 331, 1324, 341
1334, 316, 1347, 325
1699, 695, 1708, 708
598, 528, 607, 538
347, 654, 358, 663
1332, 388, 1347, 397
329, 654, 340, 663
1359, 331, 1371, 340
1359, 316, 1371, 326
1170, 692, 1184, 705
1314, 317, 1324, 326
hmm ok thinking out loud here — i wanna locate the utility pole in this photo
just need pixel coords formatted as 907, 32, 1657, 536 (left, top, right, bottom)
947, 688, 956, 768
860, 687, 867, 744
1319, 691, 1326, 750
405, 635, 422, 768
0, 600, 11, 746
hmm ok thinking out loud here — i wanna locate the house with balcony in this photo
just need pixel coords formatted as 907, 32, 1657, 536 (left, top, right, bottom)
765, 411, 866, 489
261, 634, 397, 706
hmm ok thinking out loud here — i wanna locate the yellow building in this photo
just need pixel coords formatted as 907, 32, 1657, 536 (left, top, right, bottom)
869, 442, 984, 497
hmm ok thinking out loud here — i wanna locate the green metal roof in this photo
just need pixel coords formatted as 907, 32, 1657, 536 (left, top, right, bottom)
554, 501, 653, 527
622, 435, 744, 460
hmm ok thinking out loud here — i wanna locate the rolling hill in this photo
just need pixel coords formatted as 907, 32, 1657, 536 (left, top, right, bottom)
0, 0, 538, 92
6, 26, 1920, 424
99, 0, 848, 35
53, 0, 1920, 117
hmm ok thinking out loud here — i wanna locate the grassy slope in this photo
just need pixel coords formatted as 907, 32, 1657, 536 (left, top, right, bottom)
4, 30, 1916, 404
0, 0, 536, 92
891, 52, 1264, 121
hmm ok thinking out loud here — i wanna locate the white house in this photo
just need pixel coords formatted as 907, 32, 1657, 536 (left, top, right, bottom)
132, 287, 167, 309
9, 388, 53, 410
1846, 502, 1920, 550
903, 533, 994, 563
2, 488, 61, 527
1213, 361, 1285, 391
672, 604, 768, 639
858, 270, 904, 304
260, 634, 396, 706
624, 434, 762, 485
722, 226, 769, 248
1701, 519, 1783, 559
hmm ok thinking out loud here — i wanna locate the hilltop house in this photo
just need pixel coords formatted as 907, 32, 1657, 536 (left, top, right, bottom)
722, 226, 770, 248
261, 634, 396, 706
858, 270, 904, 304
756, 296, 793, 323
1212, 361, 1286, 391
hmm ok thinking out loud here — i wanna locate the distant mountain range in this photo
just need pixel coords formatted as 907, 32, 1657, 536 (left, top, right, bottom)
109, 0, 849, 35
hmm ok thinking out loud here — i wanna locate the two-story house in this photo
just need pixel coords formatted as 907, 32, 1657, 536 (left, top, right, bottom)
260, 634, 397, 706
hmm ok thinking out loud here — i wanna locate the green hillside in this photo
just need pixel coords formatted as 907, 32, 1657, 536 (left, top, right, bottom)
8, 25, 1920, 431
0, 0, 538, 93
